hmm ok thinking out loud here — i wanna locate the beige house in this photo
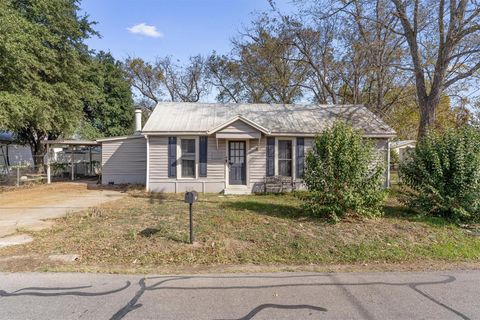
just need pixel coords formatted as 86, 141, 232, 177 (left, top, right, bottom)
99, 102, 395, 194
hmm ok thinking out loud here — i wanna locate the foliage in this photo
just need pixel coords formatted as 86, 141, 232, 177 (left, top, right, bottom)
302, 122, 386, 221
123, 55, 208, 110
82, 51, 134, 137
400, 127, 480, 222
390, 149, 399, 167
0, 0, 96, 168
385, 90, 468, 140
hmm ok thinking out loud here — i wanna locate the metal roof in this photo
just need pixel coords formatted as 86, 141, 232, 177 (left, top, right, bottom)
41, 140, 100, 146
142, 102, 396, 137
0, 132, 14, 143
391, 140, 416, 149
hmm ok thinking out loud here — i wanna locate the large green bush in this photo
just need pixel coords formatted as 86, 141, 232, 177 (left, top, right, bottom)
400, 127, 480, 222
302, 122, 386, 221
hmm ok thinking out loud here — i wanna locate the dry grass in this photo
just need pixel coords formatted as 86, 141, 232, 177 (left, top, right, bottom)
0, 190, 479, 273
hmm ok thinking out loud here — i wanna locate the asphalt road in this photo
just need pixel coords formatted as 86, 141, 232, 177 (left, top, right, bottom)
0, 270, 479, 320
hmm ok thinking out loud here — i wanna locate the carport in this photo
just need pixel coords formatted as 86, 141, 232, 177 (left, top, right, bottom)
41, 140, 100, 184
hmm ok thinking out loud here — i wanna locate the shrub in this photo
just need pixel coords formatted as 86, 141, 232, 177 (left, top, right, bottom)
400, 127, 480, 222
390, 149, 399, 169
302, 122, 386, 221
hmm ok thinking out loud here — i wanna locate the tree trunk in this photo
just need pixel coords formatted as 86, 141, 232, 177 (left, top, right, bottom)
30, 141, 46, 173
417, 95, 439, 138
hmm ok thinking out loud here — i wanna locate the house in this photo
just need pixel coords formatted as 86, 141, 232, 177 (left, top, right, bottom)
390, 140, 416, 163
98, 102, 396, 194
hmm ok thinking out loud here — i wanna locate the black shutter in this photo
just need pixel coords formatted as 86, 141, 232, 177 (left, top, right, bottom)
296, 137, 304, 178
168, 137, 177, 178
266, 137, 275, 176
199, 136, 208, 177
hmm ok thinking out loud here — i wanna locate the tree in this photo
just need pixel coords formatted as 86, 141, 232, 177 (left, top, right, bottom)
206, 15, 309, 104
124, 55, 209, 110
390, 0, 480, 137
0, 0, 96, 170
385, 87, 469, 139
81, 51, 135, 138
123, 57, 163, 110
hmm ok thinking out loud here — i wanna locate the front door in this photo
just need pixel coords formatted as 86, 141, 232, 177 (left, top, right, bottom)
228, 141, 246, 185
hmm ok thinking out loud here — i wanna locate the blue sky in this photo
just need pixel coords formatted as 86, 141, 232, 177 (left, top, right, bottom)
80, 0, 296, 62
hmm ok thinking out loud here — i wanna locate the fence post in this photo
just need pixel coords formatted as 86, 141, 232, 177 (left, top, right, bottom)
16, 167, 20, 187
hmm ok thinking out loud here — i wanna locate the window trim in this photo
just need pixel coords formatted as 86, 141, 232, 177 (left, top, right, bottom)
176, 136, 199, 180
275, 137, 296, 179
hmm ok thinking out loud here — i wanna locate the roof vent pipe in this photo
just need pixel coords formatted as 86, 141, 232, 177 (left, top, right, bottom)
134, 108, 142, 133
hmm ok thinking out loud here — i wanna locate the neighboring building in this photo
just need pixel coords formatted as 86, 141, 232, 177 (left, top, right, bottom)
0, 132, 34, 168
390, 140, 416, 163
99, 103, 395, 194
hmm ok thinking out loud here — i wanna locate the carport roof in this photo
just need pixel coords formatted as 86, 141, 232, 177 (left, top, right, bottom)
41, 140, 100, 146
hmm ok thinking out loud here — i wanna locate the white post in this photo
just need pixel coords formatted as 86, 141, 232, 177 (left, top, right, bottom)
386, 140, 391, 188
89, 146, 93, 176
145, 135, 150, 191
46, 143, 51, 184
135, 109, 142, 133
71, 145, 75, 181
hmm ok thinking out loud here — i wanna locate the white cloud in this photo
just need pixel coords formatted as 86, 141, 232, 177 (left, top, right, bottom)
127, 23, 163, 38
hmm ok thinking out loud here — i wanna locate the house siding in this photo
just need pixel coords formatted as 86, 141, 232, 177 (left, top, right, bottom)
101, 137, 146, 185
219, 120, 259, 135
148, 136, 226, 193
249, 136, 266, 192
102, 134, 390, 193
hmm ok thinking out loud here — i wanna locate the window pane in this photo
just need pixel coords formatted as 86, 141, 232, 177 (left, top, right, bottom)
278, 140, 292, 160
279, 160, 292, 177
181, 139, 195, 154
182, 159, 195, 178
181, 139, 196, 178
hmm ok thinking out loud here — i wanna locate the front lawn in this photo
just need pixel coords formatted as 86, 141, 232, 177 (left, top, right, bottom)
0, 190, 479, 273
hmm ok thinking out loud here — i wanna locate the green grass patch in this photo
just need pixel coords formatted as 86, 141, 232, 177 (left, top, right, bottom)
0, 191, 479, 272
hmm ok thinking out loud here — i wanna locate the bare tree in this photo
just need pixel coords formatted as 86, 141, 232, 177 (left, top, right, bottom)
206, 15, 309, 104
391, 0, 480, 137
124, 55, 209, 109
156, 55, 208, 102
123, 57, 163, 109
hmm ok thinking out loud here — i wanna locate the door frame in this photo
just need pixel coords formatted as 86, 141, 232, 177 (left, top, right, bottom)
225, 139, 249, 187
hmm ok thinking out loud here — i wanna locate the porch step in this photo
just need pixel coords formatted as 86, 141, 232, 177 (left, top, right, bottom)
224, 186, 251, 195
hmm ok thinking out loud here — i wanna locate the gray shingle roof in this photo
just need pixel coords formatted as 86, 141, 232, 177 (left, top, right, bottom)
142, 102, 396, 137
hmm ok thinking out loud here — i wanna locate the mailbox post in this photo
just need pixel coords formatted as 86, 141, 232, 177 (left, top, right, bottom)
184, 191, 198, 244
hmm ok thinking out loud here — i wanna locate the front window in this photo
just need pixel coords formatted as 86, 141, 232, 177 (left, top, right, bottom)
278, 140, 292, 177
181, 139, 196, 178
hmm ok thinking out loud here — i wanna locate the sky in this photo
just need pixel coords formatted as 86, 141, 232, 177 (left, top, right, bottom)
80, 0, 297, 63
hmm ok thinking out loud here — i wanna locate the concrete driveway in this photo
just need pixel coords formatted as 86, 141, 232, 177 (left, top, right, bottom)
0, 270, 478, 319
0, 182, 125, 239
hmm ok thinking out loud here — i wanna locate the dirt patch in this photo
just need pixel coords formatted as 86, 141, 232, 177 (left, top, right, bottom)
0, 181, 125, 238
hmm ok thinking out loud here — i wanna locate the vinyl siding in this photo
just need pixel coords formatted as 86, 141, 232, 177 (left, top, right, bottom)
219, 120, 258, 135
207, 137, 225, 180
148, 136, 226, 193
149, 136, 169, 182
101, 137, 146, 184
249, 136, 266, 185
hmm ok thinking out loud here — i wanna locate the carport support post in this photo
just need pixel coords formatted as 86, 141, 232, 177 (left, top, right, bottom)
46, 143, 51, 184
71, 145, 75, 181
89, 146, 93, 176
